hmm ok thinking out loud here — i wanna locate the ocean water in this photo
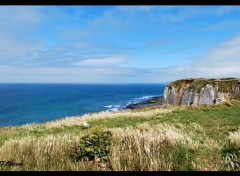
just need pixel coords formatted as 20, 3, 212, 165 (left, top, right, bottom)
0, 83, 166, 126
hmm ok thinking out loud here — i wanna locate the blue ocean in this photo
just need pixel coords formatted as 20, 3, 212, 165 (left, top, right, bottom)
0, 84, 166, 126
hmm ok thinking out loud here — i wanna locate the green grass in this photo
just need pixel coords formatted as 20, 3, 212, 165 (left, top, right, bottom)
1, 101, 240, 146
0, 100, 240, 171
169, 143, 195, 171
167, 78, 240, 93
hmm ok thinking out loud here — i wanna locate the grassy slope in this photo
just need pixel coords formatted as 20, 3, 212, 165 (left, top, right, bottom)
0, 100, 240, 171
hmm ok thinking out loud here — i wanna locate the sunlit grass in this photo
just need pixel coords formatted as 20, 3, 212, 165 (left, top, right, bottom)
0, 99, 240, 171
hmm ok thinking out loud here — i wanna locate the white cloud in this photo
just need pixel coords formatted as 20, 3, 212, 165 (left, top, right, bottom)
0, 6, 47, 64
0, 6, 43, 30
0, 64, 142, 83
198, 36, 240, 60
0, 32, 46, 62
146, 6, 240, 24
1, 33, 240, 83
194, 35, 240, 75
87, 5, 240, 40
1, 6, 240, 83
1, 31, 240, 84
203, 19, 240, 31
73, 55, 129, 66
148, 35, 240, 82
0, 6, 82, 66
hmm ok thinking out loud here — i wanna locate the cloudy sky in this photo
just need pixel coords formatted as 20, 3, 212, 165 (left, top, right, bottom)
1, 5, 240, 83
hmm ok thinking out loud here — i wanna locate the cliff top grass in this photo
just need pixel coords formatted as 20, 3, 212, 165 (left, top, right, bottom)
167, 78, 240, 93
0, 99, 240, 171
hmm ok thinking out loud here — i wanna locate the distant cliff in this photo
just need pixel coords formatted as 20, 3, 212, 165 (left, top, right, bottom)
163, 78, 240, 106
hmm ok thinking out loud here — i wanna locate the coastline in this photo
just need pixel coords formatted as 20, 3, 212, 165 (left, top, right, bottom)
125, 96, 163, 109
1, 98, 239, 171
0, 95, 164, 128
0, 84, 165, 127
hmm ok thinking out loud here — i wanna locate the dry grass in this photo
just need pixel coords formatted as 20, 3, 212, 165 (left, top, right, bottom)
0, 132, 108, 171
221, 129, 240, 171
0, 123, 196, 171
229, 128, 240, 148
1, 100, 240, 171
109, 123, 195, 171
0, 133, 79, 171
19, 108, 173, 130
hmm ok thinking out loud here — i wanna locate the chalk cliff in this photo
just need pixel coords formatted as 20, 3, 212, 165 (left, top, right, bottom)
163, 78, 240, 106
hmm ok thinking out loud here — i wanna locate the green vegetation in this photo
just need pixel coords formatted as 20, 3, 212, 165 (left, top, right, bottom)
169, 143, 195, 171
0, 99, 240, 171
167, 78, 240, 93
221, 141, 240, 171
70, 127, 112, 163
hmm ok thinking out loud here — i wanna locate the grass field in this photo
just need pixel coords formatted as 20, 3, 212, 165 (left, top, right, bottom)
0, 100, 240, 171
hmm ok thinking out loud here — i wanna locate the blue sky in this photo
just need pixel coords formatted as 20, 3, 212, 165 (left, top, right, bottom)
1, 5, 240, 83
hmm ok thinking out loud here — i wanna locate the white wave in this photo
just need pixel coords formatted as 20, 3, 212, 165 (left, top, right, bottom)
103, 105, 113, 108
108, 108, 119, 112
124, 95, 155, 108
105, 95, 159, 111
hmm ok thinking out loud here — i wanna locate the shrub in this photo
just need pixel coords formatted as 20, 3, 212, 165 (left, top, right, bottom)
221, 142, 240, 171
220, 77, 236, 80
70, 127, 112, 163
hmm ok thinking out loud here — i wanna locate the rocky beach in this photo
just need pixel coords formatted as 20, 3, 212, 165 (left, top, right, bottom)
126, 96, 163, 109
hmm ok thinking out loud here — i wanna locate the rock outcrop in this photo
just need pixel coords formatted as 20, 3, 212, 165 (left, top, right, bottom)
163, 78, 240, 106
126, 96, 163, 109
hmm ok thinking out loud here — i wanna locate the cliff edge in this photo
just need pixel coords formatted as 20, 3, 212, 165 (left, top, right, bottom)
163, 78, 240, 106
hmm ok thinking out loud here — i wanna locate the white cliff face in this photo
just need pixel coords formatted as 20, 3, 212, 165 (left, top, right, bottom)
199, 84, 217, 104
163, 83, 240, 106
163, 86, 180, 105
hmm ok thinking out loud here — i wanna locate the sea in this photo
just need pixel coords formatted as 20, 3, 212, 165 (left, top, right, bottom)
0, 83, 166, 126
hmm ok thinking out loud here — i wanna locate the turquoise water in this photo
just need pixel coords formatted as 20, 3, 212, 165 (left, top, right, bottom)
0, 84, 166, 126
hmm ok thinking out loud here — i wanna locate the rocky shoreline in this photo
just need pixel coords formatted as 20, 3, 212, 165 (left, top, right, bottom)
125, 96, 163, 109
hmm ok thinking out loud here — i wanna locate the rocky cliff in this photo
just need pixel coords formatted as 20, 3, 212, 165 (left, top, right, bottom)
163, 78, 240, 106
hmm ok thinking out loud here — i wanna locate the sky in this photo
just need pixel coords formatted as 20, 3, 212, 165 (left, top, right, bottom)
1, 5, 240, 83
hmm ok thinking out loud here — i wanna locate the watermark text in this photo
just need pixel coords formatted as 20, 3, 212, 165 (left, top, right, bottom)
0, 161, 23, 166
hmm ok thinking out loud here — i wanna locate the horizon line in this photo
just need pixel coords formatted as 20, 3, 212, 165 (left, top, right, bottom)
0, 82, 169, 85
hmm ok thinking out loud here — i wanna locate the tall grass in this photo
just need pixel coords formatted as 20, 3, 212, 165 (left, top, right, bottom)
0, 133, 89, 171
221, 129, 240, 171
19, 108, 172, 130
0, 100, 240, 171
109, 123, 195, 171
0, 132, 111, 171
0, 123, 196, 171
229, 128, 240, 148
